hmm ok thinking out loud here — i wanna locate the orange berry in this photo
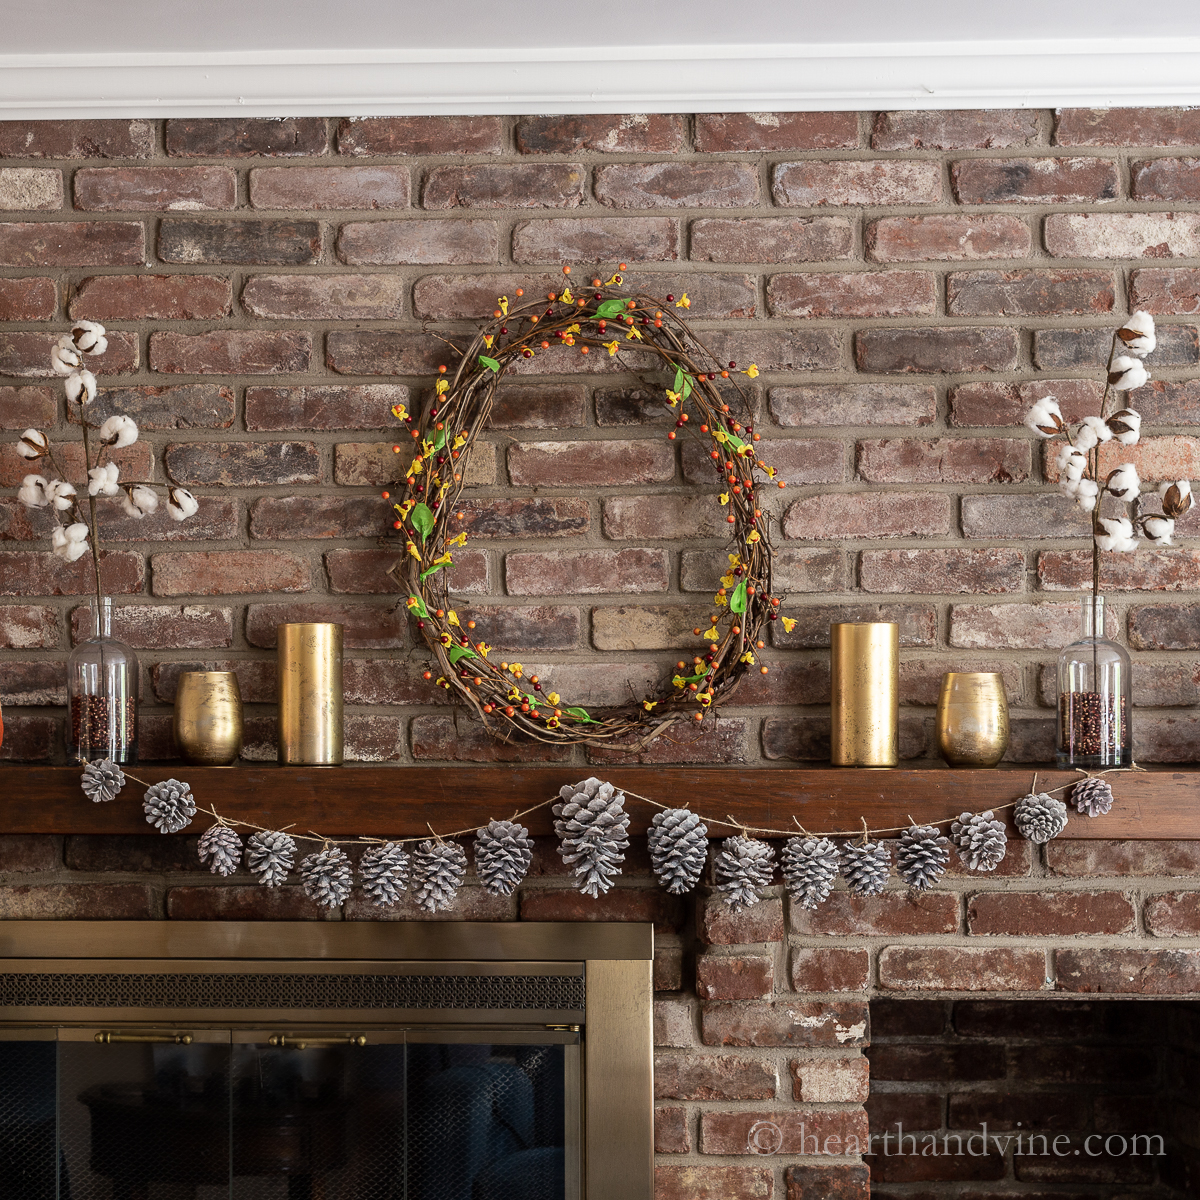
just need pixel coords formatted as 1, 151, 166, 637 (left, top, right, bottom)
721, 370, 729, 378
760, 666, 769, 675
756, 640, 765, 649
473, 676, 483, 686
530, 315, 539, 323
732, 626, 741, 635
436, 609, 445, 617
381, 490, 390, 499
771, 597, 780, 606
456, 512, 464, 519
681, 413, 689, 422
505, 705, 515, 717
700, 424, 709, 433
467, 620, 476, 629
577, 298, 586, 307
392, 444, 401, 453
422, 670, 432, 680
746, 585, 756, 596
688, 682, 698, 692
676, 661, 687, 670
516, 288, 524, 296
453, 473, 462, 482
778, 481, 786, 488
667, 431, 676, 440
710, 450, 719, 460
548, 292, 556, 301
693, 712, 704, 722
727, 514, 736, 523
580, 345, 589, 353
541, 340, 550, 349
710, 616, 719, 624
483, 703, 493, 713
438, 365, 447, 373
530, 675, 539, 684
493, 309, 501, 318
412, 429, 420, 438
693, 627, 702, 636
592, 278, 601, 286
562, 264, 571, 274
618, 262, 627, 270
393, 520, 401, 529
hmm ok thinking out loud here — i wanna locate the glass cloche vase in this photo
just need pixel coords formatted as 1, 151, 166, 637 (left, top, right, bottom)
1056, 595, 1131, 769
69, 597, 138, 764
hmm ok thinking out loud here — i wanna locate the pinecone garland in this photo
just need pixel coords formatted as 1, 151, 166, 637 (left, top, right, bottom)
359, 842, 410, 908
81, 758, 125, 803
197, 824, 242, 876
143, 779, 196, 834
474, 820, 534, 896
781, 836, 839, 910
412, 840, 467, 913
244, 830, 296, 888
648, 809, 709, 895
1014, 792, 1069, 843
553, 777, 630, 898
299, 847, 354, 909
1071, 776, 1114, 817
714, 836, 775, 911
950, 811, 1008, 872
897, 825, 951, 891
840, 839, 891, 896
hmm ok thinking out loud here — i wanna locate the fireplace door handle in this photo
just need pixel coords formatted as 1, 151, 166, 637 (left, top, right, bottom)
268, 1034, 367, 1050
95, 1031, 193, 1045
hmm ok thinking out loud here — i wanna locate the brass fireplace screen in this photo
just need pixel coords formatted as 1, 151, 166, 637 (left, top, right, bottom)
0, 921, 653, 1200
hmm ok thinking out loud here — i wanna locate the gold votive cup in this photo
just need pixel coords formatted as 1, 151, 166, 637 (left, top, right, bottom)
937, 671, 1009, 767
830, 622, 899, 767
174, 670, 243, 766
278, 623, 343, 765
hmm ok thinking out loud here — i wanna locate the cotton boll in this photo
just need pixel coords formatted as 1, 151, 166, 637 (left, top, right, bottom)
1062, 450, 1087, 482
1106, 408, 1141, 445
98, 414, 138, 448
166, 487, 199, 521
1109, 355, 1150, 391
50, 337, 81, 376
1080, 415, 1112, 443
1117, 310, 1156, 358
64, 369, 97, 405
1073, 424, 1099, 452
1142, 515, 1175, 545
51, 524, 88, 562
1075, 479, 1099, 512
45, 479, 77, 511
1059, 478, 1081, 499
1106, 463, 1141, 502
16, 428, 48, 459
70, 320, 108, 355
1160, 480, 1194, 518
121, 485, 158, 519
1024, 397, 1063, 437
87, 463, 120, 497
1096, 516, 1137, 553
18, 474, 49, 508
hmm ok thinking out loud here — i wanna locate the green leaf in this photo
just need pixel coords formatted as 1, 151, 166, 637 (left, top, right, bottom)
479, 355, 501, 373
565, 706, 599, 724
407, 594, 428, 620
594, 299, 628, 320
419, 563, 444, 581
447, 644, 476, 665
410, 502, 434, 542
673, 366, 685, 393
723, 432, 745, 451
681, 375, 693, 400
730, 579, 748, 615
431, 425, 447, 451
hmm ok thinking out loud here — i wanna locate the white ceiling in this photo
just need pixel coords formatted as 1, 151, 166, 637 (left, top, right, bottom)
3, 0, 1200, 115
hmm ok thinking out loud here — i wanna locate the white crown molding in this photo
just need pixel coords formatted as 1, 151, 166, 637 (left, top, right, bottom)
3, 39, 1200, 117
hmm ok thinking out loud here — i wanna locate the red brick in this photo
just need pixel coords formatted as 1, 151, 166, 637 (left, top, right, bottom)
423, 163, 584, 209
507, 439, 673, 487
790, 1057, 870, 1103
151, 550, 310, 597
683, 436, 843, 487
242, 273, 405, 320
587, 719, 747, 766
774, 159, 940, 206
947, 268, 1114, 316
519, 888, 682, 931
961, 494, 1089, 544
0, 329, 138, 379
870, 1151, 1006, 1185
654, 998, 695, 1048
453, 604, 581, 652
879, 946, 1047, 992
1131, 156, 1200, 201
341, 659, 441, 706
0, 884, 153, 918
595, 162, 758, 208
768, 271, 936, 318
794, 891, 959, 937
654, 1106, 690, 1154
696, 953, 774, 1000
857, 437, 1029, 484
152, 659, 275, 705
1128, 605, 1200, 650
655, 1054, 775, 1101
410, 714, 570, 762
1128, 661, 1200, 706
0, 120, 153, 159
601, 494, 737, 542
696, 328, 841, 371
517, 114, 684, 153
164, 441, 319, 487
782, 492, 949, 541
0, 605, 59, 649
682, 548, 846, 596
770, 383, 935, 428
165, 118, 327, 157
1004, 717, 1056, 763
696, 111, 858, 152
245, 383, 407, 431
948, 603, 1092, 651
700, 1109, 868, 1155
0, 660, 64, 705
158, 218, 321, 265
337, 218, 496, 265
0, 549, 142, 597
0, 712, 58, 761
695, 217, 854, 266
589, 602, 710, 650
0, 834, 60, 872
250, 495, 388, 540
1, 442, 148, 491
249, 165, 409, 210
0, 277, 55, 321
772, 603, 937, 650
1055, 947, 1200, 994
855, 326, 1018, 374
0, 385, 56, 429
948, 378, 1102, 428
488, 384, 586, 429
73, 166, 235, 211
654, 1165, 772, 1200
70, 273, 231, 321
701, 896, 783, 945
245, 601, 405, 649
454, 497, 589, 540
702, 1000, 868, 1047
968, 891, 1134, 936
337, 116, 503, 156
1055, 107, 1200, 146
333, 439, 493, 488
862, 548, 1025, 594
326, 547, 488, 596
1045, 211, 1200, 258
512, 216, 678, 263
2, 495, 235, 545
1129, 266, 1200, 314
873, 109, 1038, 150
167, 886, 322, 920
1141, 716, 1200, 762
70, 603, 232, 649
0, 221, 144, 267
866, 214, 1031, 262
1038, 548, 1200, 592
1142, 891, 1200, 936
1035, 324, 1197, 368
789, 948, 870, 993
504, 548, 667, 596
149, 330, 311, 374
952, 157, 1118, 204
787, 1164, 869, 1200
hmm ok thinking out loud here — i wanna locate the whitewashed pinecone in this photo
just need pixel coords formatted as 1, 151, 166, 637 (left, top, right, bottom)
360, 842, 410, 908
553, 777, 630, 898
244, 830, 296, 888
1014, 792, 1069, 843
413, 840, 467, 913
648, 809, 709, 895
143, 779, 196, 834
714, 835, 775, 912
300, 847, 354, 909
1071, 776, 1114, 817
840, 839, 891, 896
896, 825, 950, 891
197, 825, 242, 877
474, 820, 534, 896
950, 811, 1008, 872
81, 758, 125, 803
781, 836, 839, 910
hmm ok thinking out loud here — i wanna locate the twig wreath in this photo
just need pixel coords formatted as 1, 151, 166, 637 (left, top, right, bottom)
383, 266, 795, 747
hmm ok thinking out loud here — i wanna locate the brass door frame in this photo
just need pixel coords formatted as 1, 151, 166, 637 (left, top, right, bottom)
0, 920, 653, 1200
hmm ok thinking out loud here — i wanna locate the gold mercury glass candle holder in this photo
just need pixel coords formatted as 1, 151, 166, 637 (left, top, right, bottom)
278, 622, 344, 766
173, 670, 243, 766
936, 671, 1010, 767
830, 622, 899, 767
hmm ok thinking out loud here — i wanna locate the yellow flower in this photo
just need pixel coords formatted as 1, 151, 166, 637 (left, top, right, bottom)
675, 293, 691, 309
483, 334, 494, 349
395, 500, 414, 518
431, 551, 453, 567
747, 530, 761, 543
740, 651, 756, 665
763, 465, 777, 479
714, 592, 728, 608
405, 596, 423, 610
447, 610, 460, 627
438, 632, 452, 645
696, 691, 713, 707
477, 642, 492, 657
672, 675, 687, 689
720, 572, 735, 588
547, 691, 560, 706
451, 434, 467, 450
509, 662, 523, 678
642, 700, 657, 711
566, 323, 580, 334
703, 627, 720, 641
737, 443, 753, 457
561, 287, 573, 304
603, 340, 621, 357
421, 439, 434, 457
436, 676, 448, 689
447, 532, 467, 548
435, 380, 448, 396
728, 553, 743, 566
498, 296, 509, 316
625, 327, 643, 341
714, 431, 728, 444
406, 541, 421, 560
781, 616, 797, 633
665, 390, 681, 406
392, 403, 410, 421
604, 272, 623, 286
508, 687, 521, 701
744, 363, 759, 378
719, 492, 729, 506
408, 458, 423, 476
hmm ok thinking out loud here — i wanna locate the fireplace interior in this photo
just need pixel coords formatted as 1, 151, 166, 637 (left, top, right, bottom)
866, 998, 1200, 1198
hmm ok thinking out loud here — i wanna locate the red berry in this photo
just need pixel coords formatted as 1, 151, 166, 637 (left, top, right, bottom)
666, 294, 674, 302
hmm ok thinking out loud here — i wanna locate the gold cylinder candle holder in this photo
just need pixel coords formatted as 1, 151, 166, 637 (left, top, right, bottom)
937, 671, 1010, 767
173, 670, 243, 766
830, 622, 899, 767
278, 623, 344, 765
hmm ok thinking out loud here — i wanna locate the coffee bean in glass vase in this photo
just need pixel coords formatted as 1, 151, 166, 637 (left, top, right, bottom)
1056, 595, 1132, 769
68, 597, 138, 764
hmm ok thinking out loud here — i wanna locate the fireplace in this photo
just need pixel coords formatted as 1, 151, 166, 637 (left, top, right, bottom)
0, 921, 653, 1200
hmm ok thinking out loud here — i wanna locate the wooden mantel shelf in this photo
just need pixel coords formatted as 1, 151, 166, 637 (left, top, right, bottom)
0, 764, 1196, 839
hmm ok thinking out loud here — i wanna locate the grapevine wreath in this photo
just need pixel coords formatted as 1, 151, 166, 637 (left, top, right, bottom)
385, 266, 798, 748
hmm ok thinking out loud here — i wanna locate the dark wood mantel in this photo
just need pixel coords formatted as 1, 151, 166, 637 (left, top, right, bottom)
0, 764, 1195, 839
